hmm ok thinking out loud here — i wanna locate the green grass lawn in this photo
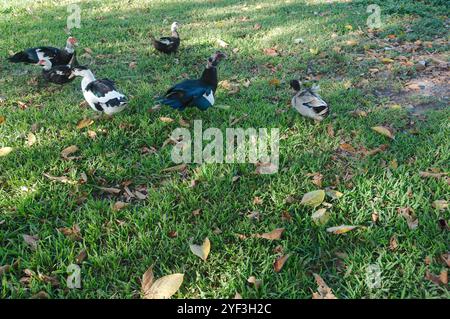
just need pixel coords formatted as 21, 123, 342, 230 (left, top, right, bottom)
0, 0, 449, 299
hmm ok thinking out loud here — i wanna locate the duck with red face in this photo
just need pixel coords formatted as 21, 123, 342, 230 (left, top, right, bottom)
8, 36, 78, 69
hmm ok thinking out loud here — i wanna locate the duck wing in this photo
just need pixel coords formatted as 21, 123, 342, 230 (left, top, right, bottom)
295, 90, 329, 116
159, 80, 210, 110
42, 65, 74, 84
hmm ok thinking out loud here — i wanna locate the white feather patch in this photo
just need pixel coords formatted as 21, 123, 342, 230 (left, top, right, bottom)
203, 91, 215, 106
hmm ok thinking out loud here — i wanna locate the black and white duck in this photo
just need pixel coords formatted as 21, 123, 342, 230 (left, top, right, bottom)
290, 80, 329, 121
8, 36, 78, 69
158, 51, 227, 111
69, 66, 128, 115
41, 53, 79, 85
152, 22, 181, 54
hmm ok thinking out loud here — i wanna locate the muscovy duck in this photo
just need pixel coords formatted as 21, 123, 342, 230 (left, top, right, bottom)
69, 66, 128, 115
152, 22, 181, 54
41, 53, 79, 85
158, 51, 227, 111
290, 80, 329, 121
8, 36, 78, 68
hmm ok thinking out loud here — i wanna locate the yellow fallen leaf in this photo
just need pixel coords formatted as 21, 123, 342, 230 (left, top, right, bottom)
76, 118, 94, 129
432, 200, 448, 211
309, 48, 319, 55
301, 190, 325, 207
142, 267, 184, 299
0, 116, 5, 125
326, 225, 358, 234
311, 208, 330, 225
26, 133, 36, 147
372, 126, 394, 139
189, 237, 211, 261
345, 24, 353, 30
0, 147, 13, 157
326, 189, 344, 199
161, 163, 187, 173
381, 58, 394, 64
159, 117, 174, 123
269, 78, 280, 86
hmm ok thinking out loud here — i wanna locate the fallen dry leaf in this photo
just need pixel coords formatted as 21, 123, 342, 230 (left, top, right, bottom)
97, 186, 121, 194
142, 266, 184, 299
419, 171, 448, 179
372, 126, 394, 139
247, 276, 262, 289
339, 143, 357, 153
312, 273, 337, 299
263, 47, 279, 57
58, 225, 82, 241
61, 145, 80, 160
253, 228, 285, 240
311, 208, 330, 225
398, 207, 418, 230
113, 201, 128, 212
161, 164, 187, 173
432, 200, 448, 211
217, 39, 229, 48
43, 173, 76, 184
76, 118, 94, 129
325, 189, 343, 200
326, 225, 358, 234
0, 147, 13, 157
26, 133, 36, 147
301, 190, 325, 207
159, 117, 174, 123
389, 236, 398, 251
189, 237, 211, 261
425, 269, 448, 286
75, 250, 88, 264
23, 234, 39, 250
273, 254, 290, 273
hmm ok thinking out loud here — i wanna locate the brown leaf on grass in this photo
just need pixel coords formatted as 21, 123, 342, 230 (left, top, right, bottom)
371, 212, 379, 223
23, 234, 39, 250
441, 253, 450, 267
234, 292, 243, 299
247, 276, 262, 289
263, 47, 279, 56
425, 269, 448, 286
58, 225, 82, 241
0, 264, 11, 276
168, 231, 178, 238
61, 145, 80, 160
419, 171, 448, 179
432, 200, 448, 210
38, 273, 60, 287
43, 173, 76, 184
26, 133, 37, 147
326, 124, 335, 138
273, 254, 290, 273
141, 267, 184, 299
398, 207, 418, 230
246, 211, 260, 220
269, 78, 280, 87
97, 186, 121, 194
253, 228, 285, 240
349, 109, 368, 117
189, 237, 211, 261
372, 126, 394, 139
362, 144, 389, 156
389, 236, 398, 251
161, 163, 187, 173
179, 118, 190, 128
76, 118, 94, 129
31, 291, 49, 299
135, 190, 147, 200
192, 209, 202, 217
219, 80, 240, 94
339, 143, 357, 154
87, 130, 97, 139
75, 250, 87, 264
253, 197, 263, 205
0, 116, 5, 125
113, 201, 128, 212
281, 211, 292, 222
129, 61, 137, 69
326, 225, 358, 234
312, 273, 337, 299
307, 173, 323, 188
